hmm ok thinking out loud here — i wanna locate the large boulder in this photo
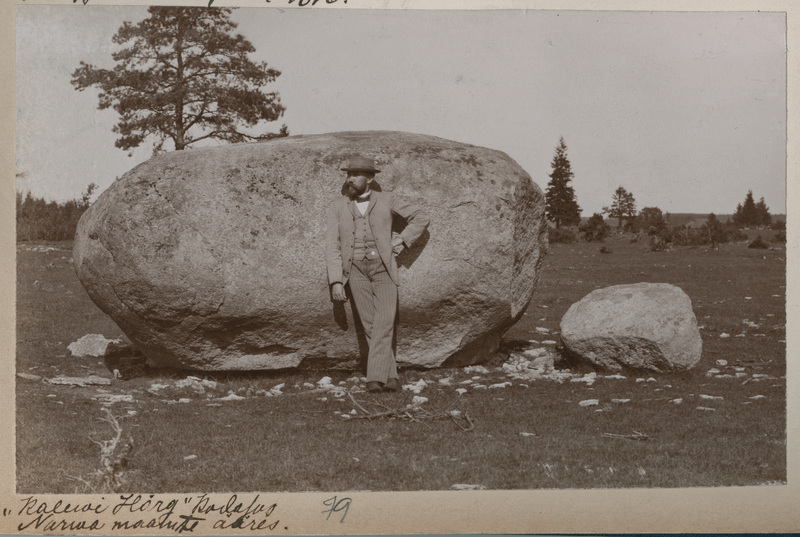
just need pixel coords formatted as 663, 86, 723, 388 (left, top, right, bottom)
559, 283, 702, 372
73, 131, 547, 371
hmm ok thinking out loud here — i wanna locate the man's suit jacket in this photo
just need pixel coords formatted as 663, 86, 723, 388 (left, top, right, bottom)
326, 191, 429, 287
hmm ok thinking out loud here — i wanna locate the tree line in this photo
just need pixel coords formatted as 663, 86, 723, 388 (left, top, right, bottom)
544, 138, 781, 247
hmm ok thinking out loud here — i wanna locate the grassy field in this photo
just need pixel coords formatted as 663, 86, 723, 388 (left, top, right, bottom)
15, 233, 786, 493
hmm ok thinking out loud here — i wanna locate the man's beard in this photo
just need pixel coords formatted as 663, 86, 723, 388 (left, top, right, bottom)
346, 183, 367, 199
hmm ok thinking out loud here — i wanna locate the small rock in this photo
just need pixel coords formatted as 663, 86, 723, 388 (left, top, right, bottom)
604, 374, 627, 380
699, 394, 723, 400
48, 375, 111, 387
749, 395, 766, 400
178, 398, 191, 403
541, 340, 558, 345
719, 333, 731, 339
716, 359, 728, 366
16, 373, 42, 381
219, 392, 246, 401
579, 399, 599, 407
535, 327, 550, 334
451, 484, 486, 491
669, 398, 683, 404
611, 398, 630, 404
68, 334, 121, 358
463, 365, 490, 374
184, 455, 198, 461
455, 388, 468, 396
488, 382, 512, 389
403, 379, 428, 394
438, 377, 453, 386
696, 406, 716, 411
519, 432, 536, 437
94, 393, 134, 404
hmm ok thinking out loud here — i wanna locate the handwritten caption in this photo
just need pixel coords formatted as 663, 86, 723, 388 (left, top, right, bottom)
6, 493, 352, 533
57, 0, 349, 6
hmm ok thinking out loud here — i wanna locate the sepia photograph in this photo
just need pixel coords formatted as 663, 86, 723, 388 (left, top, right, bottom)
5, 0, 796, 533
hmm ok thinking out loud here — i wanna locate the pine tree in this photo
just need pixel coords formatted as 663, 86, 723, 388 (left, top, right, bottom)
72, 7, 287, 155
544, 137, 582, 229
602, 186, 636, 229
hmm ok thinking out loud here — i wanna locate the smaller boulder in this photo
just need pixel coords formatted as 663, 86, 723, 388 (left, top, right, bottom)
68, 334, 121, 358
560, 283, 702, 372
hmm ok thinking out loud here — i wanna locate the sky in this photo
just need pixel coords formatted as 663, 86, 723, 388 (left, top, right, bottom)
15, 5, 787, 216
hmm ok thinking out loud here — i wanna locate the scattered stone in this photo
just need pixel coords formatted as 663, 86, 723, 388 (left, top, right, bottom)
184, 455, 198, 461
699, 394, 723, 400
175, 376, 218, 393
716, 359, 728, 366
451, 484, 486, 491
646, 377, 657, 383
735, 372, 748, 378
560, 283, 702, 372
68, 334, 121, 358
94, 393, 135, 404
303, 382, 316, 389
438, 377, 453, 386
48, 375, 112, 387
535, 327, 550, 334
464, 365, 490, 374
148, 383, 170, 394
219, 392, 246, 401
455, 388, 468, 396
636, 378, 646, 383
459, 379, 473, 385
719, 333, 731, 339
669, 398, 683, 404
579, 399, 599, 407
705, 368, 721, 376
17, 373, 42, 381
178, 398, 191, 404
604, 374, 627, 380
519, 432, 536, 437
611, 398, 631, 404
541, 340, 558, 345
270, 383, 286, 396
472, 384, 487, 389
735, 334, 746, 338
488, 382, 512, 389
73, 131, 547, 371
570, 373, 597, 385
750, 395, 766, 400
403, 379, 428, 394
410, 396, 429, 406
449, 410, 463, 419
714, 374, 734, 379
696, 406, 716, 411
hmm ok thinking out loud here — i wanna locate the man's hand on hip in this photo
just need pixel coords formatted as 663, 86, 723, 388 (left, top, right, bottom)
331, 283, 347, 302
391, 235, 405, 255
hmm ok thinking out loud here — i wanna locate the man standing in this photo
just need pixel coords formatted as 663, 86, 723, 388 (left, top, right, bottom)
326, 156, 430, 394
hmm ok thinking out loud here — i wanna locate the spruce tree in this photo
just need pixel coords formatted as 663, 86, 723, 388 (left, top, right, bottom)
545, 137, 582, 229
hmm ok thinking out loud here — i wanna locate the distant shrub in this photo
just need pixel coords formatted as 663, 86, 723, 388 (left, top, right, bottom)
649, 235, 670, 252
770, 219, 785, 231
16, 184, 97, 241
599, 246, 612, 254
773, 230, 786, 243
547, 227, 578, 244
579, 213, 610, 242
748, 235, 769, 249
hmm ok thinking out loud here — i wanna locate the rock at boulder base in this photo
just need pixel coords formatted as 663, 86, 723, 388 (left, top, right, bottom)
74, 131, 547, 371
559, 282, 702, 372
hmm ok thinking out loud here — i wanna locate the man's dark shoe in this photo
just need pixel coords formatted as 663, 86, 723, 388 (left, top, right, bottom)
366, 381, 384, 393
383, 378, 401, 392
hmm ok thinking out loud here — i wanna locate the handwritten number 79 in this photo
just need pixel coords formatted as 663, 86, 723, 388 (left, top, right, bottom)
322, 496, 351, 523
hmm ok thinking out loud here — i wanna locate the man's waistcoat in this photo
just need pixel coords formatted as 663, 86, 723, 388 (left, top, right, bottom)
326, 191, 429, 287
